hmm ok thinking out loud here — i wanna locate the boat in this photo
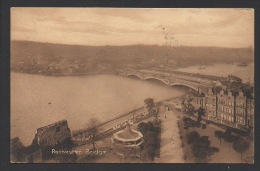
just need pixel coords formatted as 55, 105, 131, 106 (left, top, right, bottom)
198, 66, 206, 70
237, 62, 248, 67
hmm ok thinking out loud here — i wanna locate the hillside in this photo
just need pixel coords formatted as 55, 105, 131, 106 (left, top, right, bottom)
11, 41, 254, 75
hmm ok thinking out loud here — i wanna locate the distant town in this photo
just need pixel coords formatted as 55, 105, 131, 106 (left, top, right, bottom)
11, 41, 253, 76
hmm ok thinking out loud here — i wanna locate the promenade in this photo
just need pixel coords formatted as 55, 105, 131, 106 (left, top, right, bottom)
156, 104, 184, 163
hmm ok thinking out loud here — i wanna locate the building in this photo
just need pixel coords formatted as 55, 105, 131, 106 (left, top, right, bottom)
111, 123, 144, 158
247, 94, 254, 129
235, 90, 247, 127
10, 137, 42, 163
217, 89, 236, 124
36, 119, 71, 148
192, 92, 205, 110
205, 89, 217, 119
11, 137, 26, 163
200, 86, 254, 131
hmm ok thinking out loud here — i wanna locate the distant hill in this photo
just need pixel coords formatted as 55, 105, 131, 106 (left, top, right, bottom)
11, 40, 254, 74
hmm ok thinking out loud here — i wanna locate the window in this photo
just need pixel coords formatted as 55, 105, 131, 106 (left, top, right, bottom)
228, 108, 231, 114
228, 101, 231, 106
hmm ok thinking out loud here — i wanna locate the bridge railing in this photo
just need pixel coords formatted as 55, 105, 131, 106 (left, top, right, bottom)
124, 69, 215, 87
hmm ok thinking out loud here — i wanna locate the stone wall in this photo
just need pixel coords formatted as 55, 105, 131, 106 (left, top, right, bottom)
10, 137, 26, 163
26, 149, 42, 163
36, 120, 71, 148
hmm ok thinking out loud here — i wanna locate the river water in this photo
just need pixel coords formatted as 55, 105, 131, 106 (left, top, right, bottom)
11, 72, 187, 145
176, 62, 254, 84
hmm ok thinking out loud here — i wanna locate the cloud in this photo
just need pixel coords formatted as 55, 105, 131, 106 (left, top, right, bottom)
11, 8, 254, 48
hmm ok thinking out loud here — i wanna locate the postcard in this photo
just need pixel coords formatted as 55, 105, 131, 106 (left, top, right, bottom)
10, 8, 254, 163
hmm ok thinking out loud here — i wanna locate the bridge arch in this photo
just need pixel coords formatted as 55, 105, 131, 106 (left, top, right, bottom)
143, 76, 169, 86
170, 83, 198, 91
126, 73, 143, 80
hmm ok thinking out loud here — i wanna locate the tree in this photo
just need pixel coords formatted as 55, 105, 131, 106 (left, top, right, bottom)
137, 121, 160, 161
137, 122, 148, 135
144, 98, 155, 108
187, 131, 200, 144
144, 98, 157, 118
233, 138, 250, 163
222, 128, 238, 152
181, 93, 195, 115
214, 131, 224, 147
189, 134, 219, 163
84, 117, 101, 150
192, 136, 210, 162
225, 134, 239, 152
196, 107, 205, 123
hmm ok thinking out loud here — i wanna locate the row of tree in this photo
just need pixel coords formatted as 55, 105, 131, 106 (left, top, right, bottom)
214, 129, 250, 163
187, 131, 219, 163
137, 121, 161, 161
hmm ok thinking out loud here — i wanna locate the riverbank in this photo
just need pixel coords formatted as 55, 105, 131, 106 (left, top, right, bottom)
11, 70, 111, 77
73, 116, 158, 163
72, 98, 184, 163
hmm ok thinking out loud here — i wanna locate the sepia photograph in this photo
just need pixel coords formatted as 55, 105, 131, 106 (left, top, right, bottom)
10, 8, 254, 163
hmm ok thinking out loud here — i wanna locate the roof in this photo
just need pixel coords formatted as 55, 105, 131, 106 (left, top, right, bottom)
113, 125, 143, 142
37, 119, 68, 133
117, 125, 140, 139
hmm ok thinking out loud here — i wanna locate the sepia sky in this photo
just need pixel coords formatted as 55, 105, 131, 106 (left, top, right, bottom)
11, 8, 254, 48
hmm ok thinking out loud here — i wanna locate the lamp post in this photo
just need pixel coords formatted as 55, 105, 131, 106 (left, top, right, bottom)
133, 106, 136, 120
181, 105, 183, 118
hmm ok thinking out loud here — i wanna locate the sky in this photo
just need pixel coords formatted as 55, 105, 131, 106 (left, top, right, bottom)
11, 8, 254, 48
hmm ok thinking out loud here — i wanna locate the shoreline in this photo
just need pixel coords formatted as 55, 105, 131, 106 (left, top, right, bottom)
11, 70, 109, 77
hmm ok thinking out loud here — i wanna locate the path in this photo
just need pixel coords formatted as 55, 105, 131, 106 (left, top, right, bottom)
156, 106, 184, 163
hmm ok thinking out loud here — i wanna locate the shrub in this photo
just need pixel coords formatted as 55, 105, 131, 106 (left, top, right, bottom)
187, 131, 200, 144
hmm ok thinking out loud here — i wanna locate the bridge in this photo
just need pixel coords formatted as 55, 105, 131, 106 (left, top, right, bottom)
116, 68, 220, 92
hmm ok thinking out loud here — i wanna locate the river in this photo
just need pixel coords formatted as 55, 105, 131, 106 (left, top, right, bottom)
175, 62, 254, 84
11, 72, 187, 146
